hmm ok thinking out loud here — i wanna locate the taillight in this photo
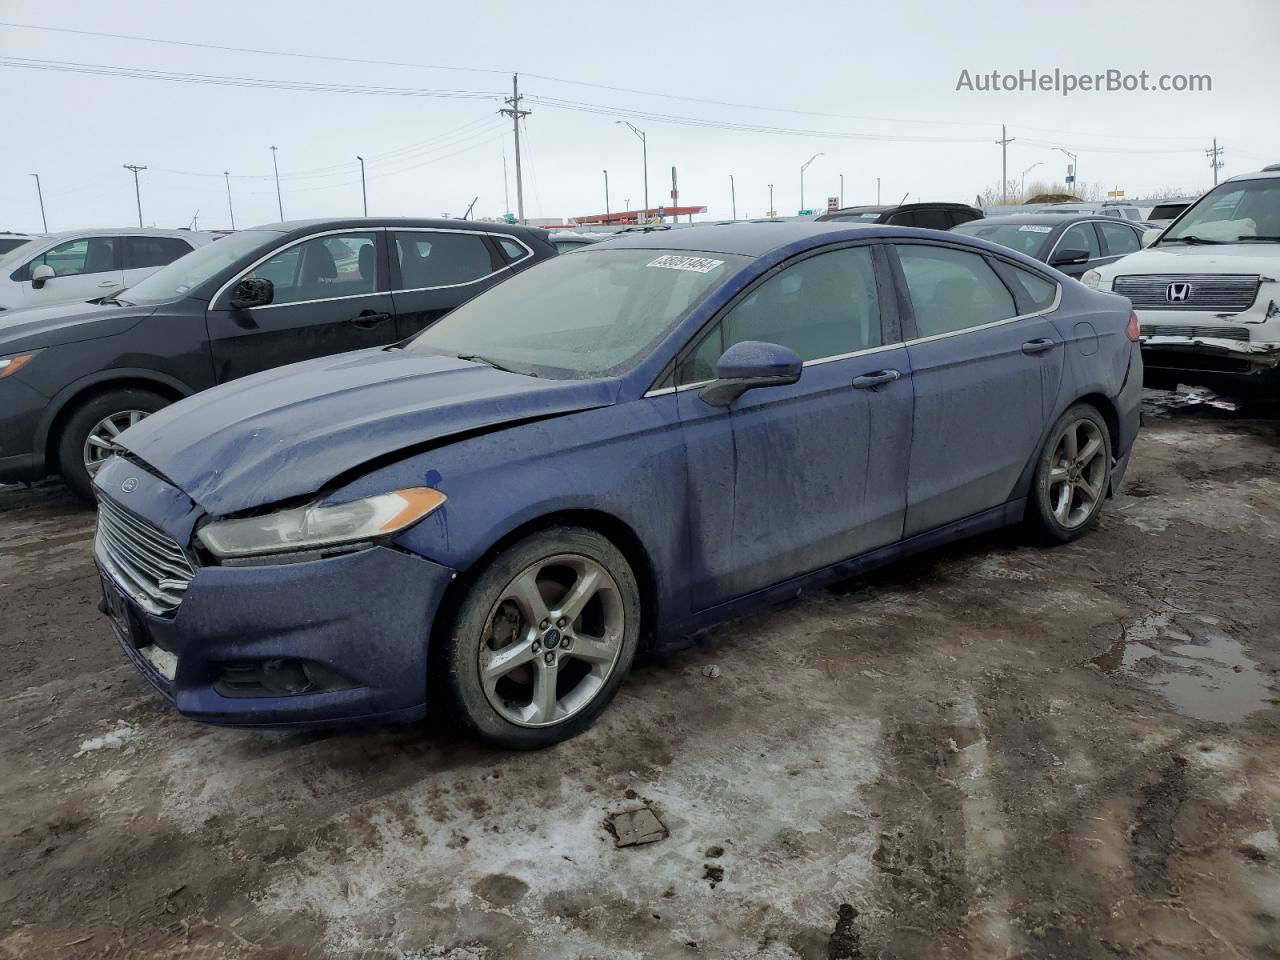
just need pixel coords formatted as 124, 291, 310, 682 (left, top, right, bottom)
1126, 311, 1140, 343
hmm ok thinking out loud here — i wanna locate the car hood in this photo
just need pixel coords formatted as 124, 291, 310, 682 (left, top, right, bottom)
117, 348, 618, 516
0, 299, 154, 352
1097, 244, 1280, 280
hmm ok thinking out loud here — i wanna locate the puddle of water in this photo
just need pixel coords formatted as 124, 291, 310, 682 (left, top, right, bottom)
1090, 615, 1278, 723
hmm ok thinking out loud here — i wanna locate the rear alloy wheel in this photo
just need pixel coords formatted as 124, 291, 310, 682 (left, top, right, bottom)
444, 527, 641, 748
56, 388, 170, 503
1029, 403, 1112, 542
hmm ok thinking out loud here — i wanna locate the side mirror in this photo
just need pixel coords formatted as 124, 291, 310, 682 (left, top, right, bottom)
1050, 248, 1090, 267
229, 277, 273, 310
1141, 228, 1162, 248
699, 340, 803, 407
31, 264, 54, 290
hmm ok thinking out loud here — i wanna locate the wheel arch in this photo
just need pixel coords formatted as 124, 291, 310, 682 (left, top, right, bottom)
1072, 391, 1122, 458
40, 370, 193, 474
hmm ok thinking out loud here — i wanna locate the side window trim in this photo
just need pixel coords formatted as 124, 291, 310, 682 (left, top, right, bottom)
212, 227, 388, 310
388, 227, 526, 294
885, 240, 1062, 346
660, 238, 892, 394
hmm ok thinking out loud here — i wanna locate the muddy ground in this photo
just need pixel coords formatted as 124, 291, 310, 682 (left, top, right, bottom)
1, 391, 1278, 960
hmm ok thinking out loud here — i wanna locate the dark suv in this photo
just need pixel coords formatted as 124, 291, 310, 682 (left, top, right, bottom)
0, 218, 556, 499
816, 202, 983, 229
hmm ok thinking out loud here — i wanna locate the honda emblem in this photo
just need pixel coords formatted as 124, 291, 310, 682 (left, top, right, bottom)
1167, 281, 1192, 303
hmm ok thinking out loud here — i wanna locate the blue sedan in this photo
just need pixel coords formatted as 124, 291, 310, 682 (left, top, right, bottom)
93, 221, 1142, 748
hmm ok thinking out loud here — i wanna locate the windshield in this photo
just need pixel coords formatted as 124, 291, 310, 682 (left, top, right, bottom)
117, 230, 280, 303
951, 221, 1052, 256
1161, 178, 1280, 244
405, 248, 748, 379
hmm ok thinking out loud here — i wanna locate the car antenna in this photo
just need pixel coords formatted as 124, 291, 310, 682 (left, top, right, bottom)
462, 196, 478, 220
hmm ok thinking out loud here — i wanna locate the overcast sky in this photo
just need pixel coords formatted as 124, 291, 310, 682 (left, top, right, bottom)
1, 0, 1277, 232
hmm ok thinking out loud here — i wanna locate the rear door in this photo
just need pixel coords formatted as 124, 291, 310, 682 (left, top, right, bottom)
890, 241, 1064, 536
204, 229, 395, 382
389, 229, 515, 339
1095, 220, 1144, 268
122, 236, 196, 287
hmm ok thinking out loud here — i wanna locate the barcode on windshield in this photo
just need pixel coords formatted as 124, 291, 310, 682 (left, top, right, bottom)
646, 255, 725, 273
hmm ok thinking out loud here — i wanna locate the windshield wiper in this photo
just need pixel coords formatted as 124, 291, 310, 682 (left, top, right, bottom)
1236, 235, 1280, 242
1161, 235, 1225, 245
457, 353, 537, 377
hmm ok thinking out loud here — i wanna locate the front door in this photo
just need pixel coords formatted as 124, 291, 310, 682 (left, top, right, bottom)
676, 244, 914, 609
205, 230, 396, 382
890, 241, 1065, 536
388, 229, 510, 340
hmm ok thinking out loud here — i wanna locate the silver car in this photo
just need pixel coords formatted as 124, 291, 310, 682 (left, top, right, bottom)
0, 228, 215, 314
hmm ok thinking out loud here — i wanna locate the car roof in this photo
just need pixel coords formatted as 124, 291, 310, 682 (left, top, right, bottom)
957, 213, 1106, 227
1224, 167, 1280, 183
592, 220, 902, 257
246, 217, 548, 240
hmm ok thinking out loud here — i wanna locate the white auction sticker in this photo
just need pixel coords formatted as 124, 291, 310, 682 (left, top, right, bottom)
646, 255, 725, 273
1017, 225, 1053, 233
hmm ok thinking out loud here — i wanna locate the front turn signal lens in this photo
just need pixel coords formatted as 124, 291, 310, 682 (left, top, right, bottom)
0, 352, 37, 378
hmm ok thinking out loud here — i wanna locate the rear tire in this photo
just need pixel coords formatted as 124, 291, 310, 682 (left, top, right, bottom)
56, 388, 169, 503
442, 526, 641, 749
1028, 402, 1112, 543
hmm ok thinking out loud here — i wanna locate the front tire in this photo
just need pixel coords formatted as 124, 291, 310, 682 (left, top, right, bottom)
56, 388, 169, 503
1028, 402, 1112, 543
442, 526, 642, 749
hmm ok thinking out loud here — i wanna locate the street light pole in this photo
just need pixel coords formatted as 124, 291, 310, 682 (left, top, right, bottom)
29, 174, 47, 232
1052, 147, 1079, 196
223, 171, 235, 230
768, 183, 774, 216
122, 164, 147, 228
357, 155, 367, 216
730, 174, 736, 220
876, 177, 881, 204
270, 145, 283, 220
603, 169, 610, 222
839, 173, 844, 208
617, 121, 648, 219
800, 153, 823, 213
1020, 161, 1043, 201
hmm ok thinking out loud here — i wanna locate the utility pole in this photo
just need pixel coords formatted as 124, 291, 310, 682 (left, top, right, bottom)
839, 173, 844, 208
995, 125, 1015, 204
122, 164, 147, 227
603, 169, 610, 222
616, 121, 648, 219
1206, 138, 1224, 185
800, 153, 823, 213
223, 171, 235, 230
730, 174, 736, 220
498, 74, 531, 223
767, 183, 774, 217
876, 177, 881, 204
357, 155, 368, 216
29, 174, 47, 232
270, 146, 283, 220
670, 166, 678, 221
501, 141, 511, 218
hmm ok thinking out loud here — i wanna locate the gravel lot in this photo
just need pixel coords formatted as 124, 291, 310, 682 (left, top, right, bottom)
1, 392, 1278, 960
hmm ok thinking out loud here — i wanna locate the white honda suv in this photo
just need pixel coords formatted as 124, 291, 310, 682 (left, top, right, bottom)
1084, 165, 1280, 390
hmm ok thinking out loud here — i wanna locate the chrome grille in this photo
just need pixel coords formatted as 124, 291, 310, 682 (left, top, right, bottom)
1141, 324, 1251, 342
1114, 274, 1259, 312
95, 495, 195, 616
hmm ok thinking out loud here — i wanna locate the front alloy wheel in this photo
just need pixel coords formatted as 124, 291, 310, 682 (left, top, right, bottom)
443, 526, 641, 748
84, 409, 151, 478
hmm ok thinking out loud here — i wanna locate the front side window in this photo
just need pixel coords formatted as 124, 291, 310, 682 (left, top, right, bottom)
1058, 223, 1102, 258
405, 247, 749, 379
395, 231, 496, 289
125, 236, 193, 270
246, 232, 378, 305
897, 244, 1016, 337
1098, 221, 1140, 256
1162, 178, 1280, 244
19, 237, 117, 280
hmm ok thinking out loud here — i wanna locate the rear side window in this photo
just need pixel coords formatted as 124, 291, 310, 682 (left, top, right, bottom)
896, 244, 1017, 337
1098, 221, 1140, 256
395, 231, 496, 289
1003, 265, 1058, 311
497, 237, 532, 263
125, 236, 193, 269
902, 209, 950, 231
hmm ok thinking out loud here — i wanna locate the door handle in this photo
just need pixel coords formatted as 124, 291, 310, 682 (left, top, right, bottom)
98, 280, 119, 288
1022, 338, 1056, 355
351, 310, 392, 329
851, 369, 902, 389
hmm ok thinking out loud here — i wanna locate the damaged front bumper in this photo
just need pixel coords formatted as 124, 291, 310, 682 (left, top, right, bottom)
1140, 335, 1280, 377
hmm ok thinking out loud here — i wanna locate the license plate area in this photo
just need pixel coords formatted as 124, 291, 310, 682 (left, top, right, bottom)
101, 574, 136, 646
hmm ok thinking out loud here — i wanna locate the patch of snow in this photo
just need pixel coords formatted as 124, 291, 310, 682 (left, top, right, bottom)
75, 721, 138, 757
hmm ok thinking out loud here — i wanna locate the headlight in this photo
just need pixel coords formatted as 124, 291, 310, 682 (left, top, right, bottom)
197, 487, 446, 559
1080, 269, 1104, 290
0, 351, 37, 378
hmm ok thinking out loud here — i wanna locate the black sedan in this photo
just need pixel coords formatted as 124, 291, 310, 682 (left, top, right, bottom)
0, 218, 556, 499
951, 213, 1146, 279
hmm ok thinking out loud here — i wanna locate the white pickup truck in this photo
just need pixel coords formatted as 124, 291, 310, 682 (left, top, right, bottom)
1084, 165, 1280, 391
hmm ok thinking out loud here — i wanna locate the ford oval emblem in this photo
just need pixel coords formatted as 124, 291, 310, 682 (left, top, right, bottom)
121, 477, 139, 493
